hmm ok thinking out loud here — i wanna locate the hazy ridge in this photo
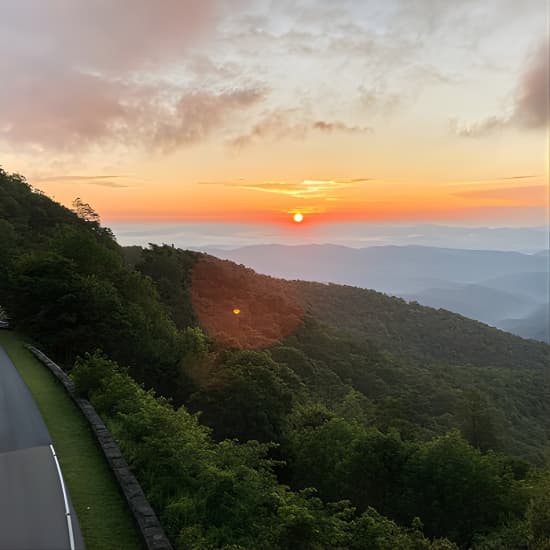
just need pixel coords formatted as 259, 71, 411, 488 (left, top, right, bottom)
207, 243, 549, 342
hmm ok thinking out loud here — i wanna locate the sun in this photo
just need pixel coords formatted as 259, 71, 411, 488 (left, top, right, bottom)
293, 212, 304, 223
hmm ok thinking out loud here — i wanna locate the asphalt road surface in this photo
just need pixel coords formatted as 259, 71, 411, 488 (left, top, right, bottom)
0, 345, 85, 550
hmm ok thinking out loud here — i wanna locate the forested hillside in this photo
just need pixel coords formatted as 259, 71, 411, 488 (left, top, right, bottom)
2, 168, 550, 549
210, 244, 549, 342
132, 250, 549, 462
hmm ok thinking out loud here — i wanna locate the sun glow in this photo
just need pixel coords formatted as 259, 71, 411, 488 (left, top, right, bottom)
293, 212, 304, 223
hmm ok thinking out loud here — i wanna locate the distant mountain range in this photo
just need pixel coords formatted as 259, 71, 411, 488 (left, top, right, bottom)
499, 305, 550, 342
112, 222, 549, 253
206, 244, 549, 342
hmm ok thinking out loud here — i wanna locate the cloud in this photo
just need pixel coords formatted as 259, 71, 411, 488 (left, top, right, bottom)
499, 175, 538, 180
312, 121, 372, 134
73, 180, 133, 188
0, 0, 544, 155
359, 87, 402, 115
453, 37, 549, 137
445, 174, 539, 185
0, 1, 235, 74
342, 178, 373, 183
198, 178, 369, 199
453, 185, 548, 202
33, 175, 135, 188
0, 69, 265, 151
229, 109, 372, 148
514, 38, 549, 128
0, 69, 137, 149
451, 115, 508, 138
148, 87, 266, 151
228, 109, 308, 148
0, 0, 258, 152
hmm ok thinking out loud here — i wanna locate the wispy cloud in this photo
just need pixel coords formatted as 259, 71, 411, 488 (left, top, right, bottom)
149, 87, 266, 152
312, 121, 372, 133
341, 178, 372, 183
229, 109, 372, 148
33, 175, 136, 188
453, 185, 548, 202
198, 178, 370, 199
499, 175, 539, 181
228, 109, 306, 148
451, 115, 506, 138
445, 174, 540, 185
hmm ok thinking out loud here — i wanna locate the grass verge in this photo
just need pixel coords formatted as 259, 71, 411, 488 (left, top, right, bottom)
0, 331, 143, 550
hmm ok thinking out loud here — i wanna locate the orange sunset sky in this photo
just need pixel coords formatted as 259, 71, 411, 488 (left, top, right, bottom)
1, 1, 548, 226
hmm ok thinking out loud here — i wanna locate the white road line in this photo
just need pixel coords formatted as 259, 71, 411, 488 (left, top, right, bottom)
49, 444, 76, 550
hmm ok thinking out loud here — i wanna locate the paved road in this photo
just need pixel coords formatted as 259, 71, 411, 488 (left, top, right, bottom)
0, 345, 85, 550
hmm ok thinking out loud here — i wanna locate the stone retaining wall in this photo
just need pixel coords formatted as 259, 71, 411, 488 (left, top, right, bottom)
26, 345, 173, 550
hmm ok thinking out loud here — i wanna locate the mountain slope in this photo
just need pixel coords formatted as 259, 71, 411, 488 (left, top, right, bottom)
500, 305, 550, 343
209, 243, 550, 341
131, 249, 550, 461
291, 279, 549, 370
404, 284, 537, 326
480, 271, 549, 302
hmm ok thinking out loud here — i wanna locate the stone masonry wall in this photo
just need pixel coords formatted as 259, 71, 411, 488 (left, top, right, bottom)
26, 345, 173, 550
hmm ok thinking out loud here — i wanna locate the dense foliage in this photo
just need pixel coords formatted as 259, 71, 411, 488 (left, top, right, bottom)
297, 281, 550, 370
0, 168, 189, 397
2, 168, 550, 549
72, 352, 458, 550
136, 245, 549, 463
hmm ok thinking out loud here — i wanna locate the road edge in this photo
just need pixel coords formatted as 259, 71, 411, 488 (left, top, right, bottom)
26, 345, 173, 550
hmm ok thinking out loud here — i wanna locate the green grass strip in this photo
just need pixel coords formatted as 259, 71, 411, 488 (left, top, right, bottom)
0, 331, 143, 550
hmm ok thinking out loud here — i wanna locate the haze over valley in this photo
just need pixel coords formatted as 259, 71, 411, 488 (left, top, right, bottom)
111, 222, 549, 343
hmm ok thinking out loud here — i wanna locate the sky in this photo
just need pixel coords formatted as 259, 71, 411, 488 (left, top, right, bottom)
1, 0, 549, 228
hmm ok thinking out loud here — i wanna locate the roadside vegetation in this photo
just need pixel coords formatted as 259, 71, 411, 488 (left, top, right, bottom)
0, 331, 142, 550
72, 351, 458, 550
